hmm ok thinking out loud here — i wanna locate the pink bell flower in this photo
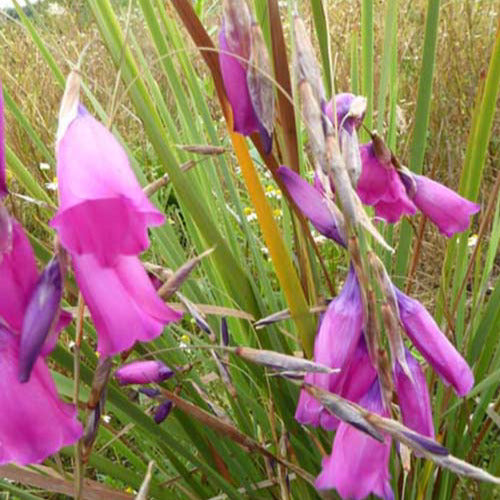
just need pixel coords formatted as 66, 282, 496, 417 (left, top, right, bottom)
315, 381, 394, 500
409, 174, 480, 237
51, 102, 165, 265
71, 253, 182, 357
295, 267, 363, 429
395, 288, 474, 397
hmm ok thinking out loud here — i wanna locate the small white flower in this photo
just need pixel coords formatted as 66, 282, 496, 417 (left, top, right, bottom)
39, 162, 51, 171
102, 414, 111, 424
47, 2, 66, 15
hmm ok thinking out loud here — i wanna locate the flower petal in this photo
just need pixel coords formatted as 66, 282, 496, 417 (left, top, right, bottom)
72, 253, 182, 356
52, 109, 164, 264
412, 174, 480, 237
277, 166, 345, 245
394, 349, 434, 439
395, 288, 474, 397
315, 381, 394, 500
0, 327, 82, 465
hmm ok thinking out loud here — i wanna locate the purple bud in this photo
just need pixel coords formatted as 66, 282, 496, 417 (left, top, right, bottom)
139, 387, 161, 398
154, 400, 173, 424
220, 317, 229, 346
19, 257, 63, 383
115, 360, 174, 386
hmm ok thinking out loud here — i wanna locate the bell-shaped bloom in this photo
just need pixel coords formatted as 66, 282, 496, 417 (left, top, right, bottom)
277, 166, 345, 246
395, 288, 474, 397
358, 143, 417, 222
72, 253, 182, 357
0, 326, 82, 465
0, 81, 7, 199
315, 381, 394, 500
115, 360, 174, 386
51, 105, 165, 265
19, 258, 64, 382
219, 1, 273, 153
394, 349, 434, 438
410, 174, 480, 237
295, 267, 363, 428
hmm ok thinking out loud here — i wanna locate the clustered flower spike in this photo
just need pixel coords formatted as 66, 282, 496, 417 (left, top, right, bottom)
219, 0, 274, 153
281, 29, 477, 494
52, 71, 182, 357
327, 92, 480, 234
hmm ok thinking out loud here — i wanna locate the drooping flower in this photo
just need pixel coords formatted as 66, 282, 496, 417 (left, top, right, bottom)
0, 81, 7, 199
295, 267, 363, 429
395, 288, 474, 397
115, 360, 174, 386
72, 253, 182, 357
315, 381, 394, 500
277, 166, 345, 246
323, 93, 480, 235
407, 174, 481, 237
219, 0, 274, 153
51, 73, 165, 266
394, 349, 434, 439
0, 326, 82, 465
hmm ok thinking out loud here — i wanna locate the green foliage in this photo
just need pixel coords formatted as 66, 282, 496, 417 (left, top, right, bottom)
0, 0, 498, 498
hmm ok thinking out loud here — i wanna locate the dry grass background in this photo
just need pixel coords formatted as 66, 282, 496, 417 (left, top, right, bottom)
0, 0, 498, 303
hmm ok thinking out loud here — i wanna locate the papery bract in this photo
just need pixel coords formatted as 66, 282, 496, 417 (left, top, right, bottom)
411, 174, 480, 237
0, 81, 7, 199
395, 288, 474, 397
295, 267, 363, 428
19, 258, 64, 382
0, 326, 82, 465
219, 28, 273, 153
394, 349, 434, 439
72, 253, 182, 357
51, 106, 165, 265
315, 381, 394, 500
115, 360, 174, 386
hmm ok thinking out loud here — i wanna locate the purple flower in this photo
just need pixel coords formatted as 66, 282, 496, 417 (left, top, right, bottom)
394, 349, 434, 439
0, 326, 82, 465
115, 360, 174, 386
219, 1, 273, 153
277, 166, 345, 246
410, 174, 480, 237
315, 381, 394, 500
395, 288, 474, 397
0, 81, 7, 199
51, 104, 165, 266
295, 267, 363, 428
19, 258, 64, 382
358, 143, 417, 222
72, 253, 182, 357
